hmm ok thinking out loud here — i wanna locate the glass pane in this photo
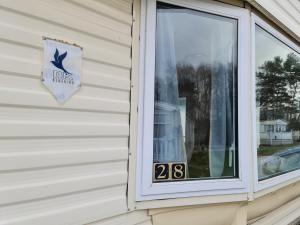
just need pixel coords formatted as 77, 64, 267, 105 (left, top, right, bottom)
153, 2, 238, 181
256, 25, 300, 180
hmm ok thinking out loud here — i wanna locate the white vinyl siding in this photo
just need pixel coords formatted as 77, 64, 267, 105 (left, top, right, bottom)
87, 211, 152, 225
0, 0, 149, 225
253, 0, 300, 38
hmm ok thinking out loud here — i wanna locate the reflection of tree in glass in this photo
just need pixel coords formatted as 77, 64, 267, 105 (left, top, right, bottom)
257, 53, 300, 123
176, 62, 236, 177
176, 63, 211, 177
177, 63, 212, 148
285, 53, 300, 122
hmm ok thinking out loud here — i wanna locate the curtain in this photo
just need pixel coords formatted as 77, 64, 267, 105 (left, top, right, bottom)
153, 10, 187, 163
209, 22, 235, 177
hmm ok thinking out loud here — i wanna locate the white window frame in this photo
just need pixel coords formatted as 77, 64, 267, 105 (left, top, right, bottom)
251, 13, 300, 192
136, 0, 251, 201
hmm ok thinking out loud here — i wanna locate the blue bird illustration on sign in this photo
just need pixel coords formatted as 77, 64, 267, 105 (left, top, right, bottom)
51, 48, 71, 74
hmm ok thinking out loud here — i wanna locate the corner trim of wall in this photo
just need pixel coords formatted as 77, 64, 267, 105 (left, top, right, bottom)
127, 0, 141, 212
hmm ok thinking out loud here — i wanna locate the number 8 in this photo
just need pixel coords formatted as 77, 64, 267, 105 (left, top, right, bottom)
173, 164, 184, 179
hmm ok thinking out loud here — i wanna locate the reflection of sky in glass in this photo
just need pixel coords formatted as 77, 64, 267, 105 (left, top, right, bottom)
255, 25, 299, 70
256, 25, 300, 101
255, 25, 300, 180
162, 10, 237, 68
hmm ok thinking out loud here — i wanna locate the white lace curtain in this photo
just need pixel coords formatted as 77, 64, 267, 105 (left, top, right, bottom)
209, 21, 236, 177
153, 10, 187, 163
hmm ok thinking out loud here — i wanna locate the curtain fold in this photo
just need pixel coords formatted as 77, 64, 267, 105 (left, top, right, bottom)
153, 10, 187, 163
209, 23, 235, 177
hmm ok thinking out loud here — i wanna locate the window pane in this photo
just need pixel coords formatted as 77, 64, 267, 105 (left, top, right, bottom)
153, 2, 238, 181
256, 25, 300, 180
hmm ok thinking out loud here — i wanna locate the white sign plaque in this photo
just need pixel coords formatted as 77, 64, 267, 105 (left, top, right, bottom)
42, 38, 82, 103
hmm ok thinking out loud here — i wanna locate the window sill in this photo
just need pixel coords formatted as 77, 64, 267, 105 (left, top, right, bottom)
132, 176, 300, 210
254, 172, 300, 199
134, 193, 248, 210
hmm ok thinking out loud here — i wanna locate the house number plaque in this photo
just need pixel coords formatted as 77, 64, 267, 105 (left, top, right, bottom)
153, 162, 186, 182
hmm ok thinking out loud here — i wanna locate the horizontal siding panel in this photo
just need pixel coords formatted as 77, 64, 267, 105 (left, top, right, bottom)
255, 0, 300, 37
289, 0, 300, 13
0, 120, 129, 137
0, 187, 127, 225
0, 32, 131, 69
0, 162, 126, 189
68, 0, 132, 25
0, 162, 127, 205
100, 0, 132, 14
0, 40, 42, 63
0, 8, 130, 57
83, 60, 131, 80
0, 147, 128, 171
88, 211, 152, 225
0, 106, 129, 124
0, 172, 127, 206
83, 71, 130, 91
48, 0, 132, 34
137, 222, 153, 225
0, 137, 128, 153
0, 73, 129, 101
0, 87, 130, 113
275, 0, 300, 23
0, 137, 129, 172
0, 56, 131, 90
0, 1, 131, 47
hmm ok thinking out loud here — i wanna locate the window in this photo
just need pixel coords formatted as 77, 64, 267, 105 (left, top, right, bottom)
252, 15, 300, 191
137, 0, 250, 200
153, 2, 239, 180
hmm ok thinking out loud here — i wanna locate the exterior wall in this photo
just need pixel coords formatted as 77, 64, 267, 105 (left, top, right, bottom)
0, 0, 299, 225
0, 0, 151, 225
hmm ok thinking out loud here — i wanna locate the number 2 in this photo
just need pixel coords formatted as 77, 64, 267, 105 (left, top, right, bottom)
154, 163, 169, 181
157, 165, 167, 179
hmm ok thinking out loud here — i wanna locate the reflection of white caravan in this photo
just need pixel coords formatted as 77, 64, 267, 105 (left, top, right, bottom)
293, 130, 300, 141
260, 120, 293, 145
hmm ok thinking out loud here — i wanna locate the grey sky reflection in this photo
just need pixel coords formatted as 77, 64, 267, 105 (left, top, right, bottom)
159, 9, 237, 68
255, 25, 299, 69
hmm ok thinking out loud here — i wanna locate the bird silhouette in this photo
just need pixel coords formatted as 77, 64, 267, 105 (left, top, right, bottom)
51, 48, 71, 74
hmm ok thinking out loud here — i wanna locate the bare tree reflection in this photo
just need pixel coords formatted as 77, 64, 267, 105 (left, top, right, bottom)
175, 62, 236, 177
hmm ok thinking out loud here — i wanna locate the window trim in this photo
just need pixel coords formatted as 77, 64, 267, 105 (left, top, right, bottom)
136, 0, 251, 201
251, 13, 300, 193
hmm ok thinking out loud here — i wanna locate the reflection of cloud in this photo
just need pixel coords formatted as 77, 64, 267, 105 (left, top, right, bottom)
255, 25, 298, 70
162, 9, 237, 69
